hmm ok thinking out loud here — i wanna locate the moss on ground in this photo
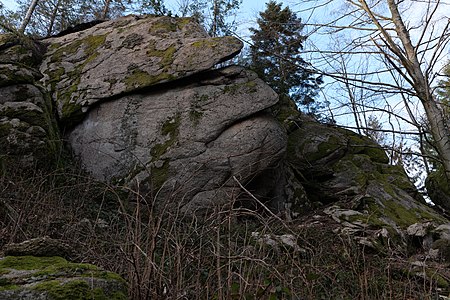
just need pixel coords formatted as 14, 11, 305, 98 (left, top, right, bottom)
0, 256, 124, 283
33, 279, 127, 300
0, 256, 67, 270
0, 256, 126, 298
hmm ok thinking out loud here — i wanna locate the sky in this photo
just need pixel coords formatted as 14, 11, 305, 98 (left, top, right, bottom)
0, 0, 271, 39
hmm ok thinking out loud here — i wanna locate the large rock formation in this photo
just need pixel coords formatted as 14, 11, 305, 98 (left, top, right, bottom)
40, 15, 243, 126
38, 15, 286, 214
0, 14, 448, 225
1, 13, 450, 298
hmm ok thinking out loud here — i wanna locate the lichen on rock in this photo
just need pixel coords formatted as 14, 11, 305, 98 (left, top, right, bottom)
285, 114, 446, 236
40, 14, 243, 126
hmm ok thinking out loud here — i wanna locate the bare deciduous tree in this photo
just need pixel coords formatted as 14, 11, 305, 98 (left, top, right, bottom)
298, 0, 450, 205
19, 0, 39, 32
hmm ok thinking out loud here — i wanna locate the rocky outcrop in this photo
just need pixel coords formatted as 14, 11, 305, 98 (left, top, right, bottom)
1, 14, 448, 224
40, 15, 243, 126
38, 15, 286, 214
66, 66, 285, 213
282, 114, 449, 254
2, 13, 450, 299
0, 34, 59, 169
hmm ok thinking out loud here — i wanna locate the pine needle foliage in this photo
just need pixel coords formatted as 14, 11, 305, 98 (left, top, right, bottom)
249, 1, 322, 115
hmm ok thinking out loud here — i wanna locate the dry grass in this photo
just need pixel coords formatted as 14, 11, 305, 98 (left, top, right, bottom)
1, 166, 448, 299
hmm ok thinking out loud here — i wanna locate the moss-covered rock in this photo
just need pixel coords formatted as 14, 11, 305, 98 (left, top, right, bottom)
0, 84, 61, 171
0, 32, 61, 171
285, 115, 446, 238
0, 33, 41, 67
0, 256, 127, 299
40, 14, 243, 126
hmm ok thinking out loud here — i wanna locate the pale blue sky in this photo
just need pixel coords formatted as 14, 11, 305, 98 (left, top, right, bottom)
1, 0, 270, 37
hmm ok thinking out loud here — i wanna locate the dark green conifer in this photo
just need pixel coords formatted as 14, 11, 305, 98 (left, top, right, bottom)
249, 1, 322, 115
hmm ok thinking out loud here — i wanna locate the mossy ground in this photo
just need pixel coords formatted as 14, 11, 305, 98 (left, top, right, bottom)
0, 256, 126, 299
33, 279, 127, 300
0, 256, 124, 282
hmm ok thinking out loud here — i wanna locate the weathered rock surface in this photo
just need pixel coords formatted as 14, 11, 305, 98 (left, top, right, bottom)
35, 15, 285, 213
426, 168, 450, 211
3, 237, 75, 261
40, 15, 243, 125
67, 66, 286, 213
0, 255, 127, 300
2, 13, 448, 231
0, 34, 59, 169
284, 114, 448, 237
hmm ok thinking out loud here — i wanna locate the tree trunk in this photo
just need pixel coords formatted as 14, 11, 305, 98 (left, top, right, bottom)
211, 0, 219, 37
47, 0, 61, 36
20, 0, 40, 33
101, 0, 112, 19
385, 0, 450, 180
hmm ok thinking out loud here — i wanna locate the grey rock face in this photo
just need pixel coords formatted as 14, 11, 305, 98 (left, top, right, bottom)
38, 15, 284, 213
285, 114, 446, 230
68, 66, 286, 213
0, 35, 59, 168
40, 15, 243, 125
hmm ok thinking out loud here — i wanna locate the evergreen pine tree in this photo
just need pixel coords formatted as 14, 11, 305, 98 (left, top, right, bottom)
249, 1, 322, 115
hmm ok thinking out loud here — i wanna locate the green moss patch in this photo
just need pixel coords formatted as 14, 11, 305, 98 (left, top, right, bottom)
46, 34, 107, 125
148, 16, 192, 34
146, 44, 176, 67
150, 160, 170, 191
123, 69, 174, 91
48, 34, 107, 65
0, 256, 67, 270
33, 279, 126, 300
0, 256, 124, 282
150, 113, 181, 160
342, 130, 389, 163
